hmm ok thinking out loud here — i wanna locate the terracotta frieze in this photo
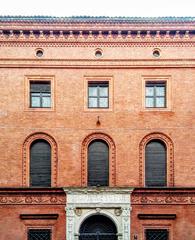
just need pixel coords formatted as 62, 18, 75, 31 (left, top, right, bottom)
0, 189, 65, 205
132, 189, 195, 205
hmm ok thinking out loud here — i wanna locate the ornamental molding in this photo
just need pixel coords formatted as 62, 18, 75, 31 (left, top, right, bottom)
132, 193, 195, 205
139, 132, 174, 187
0, 194, 65, 205
1, 42, 195, 48
1, 60, 195, 69
81, 132, 116, 186
22, 132, 58, 187
0, 29, 195, 47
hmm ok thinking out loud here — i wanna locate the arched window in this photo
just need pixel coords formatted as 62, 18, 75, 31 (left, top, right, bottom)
88, 140, 109, 186
79, 215, 117, 240
145, 140, 167, 187
30, 139, 51, 187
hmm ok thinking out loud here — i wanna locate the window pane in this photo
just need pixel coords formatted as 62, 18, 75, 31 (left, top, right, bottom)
89, 98, 98, 108
89, 87, 98, 97
31, 96, 41, 107
42, 96, 51, 108
99, 98, 108, 108
146, 87, 154, 96
30, 81, 51, 108
146, 97, 154, 107
156, 97, 165, 107
99, 87, 108, 97
30, 82, 50, 92
156, 86, 165, 96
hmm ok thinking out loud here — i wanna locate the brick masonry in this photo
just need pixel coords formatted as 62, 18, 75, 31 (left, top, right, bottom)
0, 17, 194, 239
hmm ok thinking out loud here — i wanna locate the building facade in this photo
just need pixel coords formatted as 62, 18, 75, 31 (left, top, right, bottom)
0, 16, 194, 240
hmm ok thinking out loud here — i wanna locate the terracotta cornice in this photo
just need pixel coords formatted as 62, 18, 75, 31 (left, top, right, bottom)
0, 29, 194, 42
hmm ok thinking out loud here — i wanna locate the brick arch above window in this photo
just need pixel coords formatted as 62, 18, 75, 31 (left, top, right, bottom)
22, 132, 58, 187
139, 132, 174, 187
81, 132, 116, 187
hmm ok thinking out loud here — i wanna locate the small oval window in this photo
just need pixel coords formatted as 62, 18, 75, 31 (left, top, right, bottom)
95, 49, 103, 58
153, 49, 160, 57
36, 49, 44, 58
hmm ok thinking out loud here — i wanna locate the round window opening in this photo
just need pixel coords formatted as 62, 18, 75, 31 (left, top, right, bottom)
95, 49, 103, 58
153, 49, 160, 57
36, 49, 44, 58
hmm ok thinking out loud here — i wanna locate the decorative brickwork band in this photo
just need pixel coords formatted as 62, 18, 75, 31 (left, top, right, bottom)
81, 132, 116, 186
132, 189, 195, 205
0, 195, 65, 205
139, 132, 174, 187
0, 29, 193, 43
0, 188, 65, 205
22, 132, 58, 187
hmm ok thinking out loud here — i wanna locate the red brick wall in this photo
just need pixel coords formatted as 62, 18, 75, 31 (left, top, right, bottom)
0, 65, 194, 187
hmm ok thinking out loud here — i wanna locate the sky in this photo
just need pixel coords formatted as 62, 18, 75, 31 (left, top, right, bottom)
0, 0, 195, 17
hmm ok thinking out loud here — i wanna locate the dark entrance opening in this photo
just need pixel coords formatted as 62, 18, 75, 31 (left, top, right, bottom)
79, 215, 117, 240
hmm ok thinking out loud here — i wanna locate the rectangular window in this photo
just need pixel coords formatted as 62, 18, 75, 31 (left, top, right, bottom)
145, 229, 169, 240
145, 82, 166, 108
88, 82, 109, 108
28, 229, 51, 240
30, 81, 51, 108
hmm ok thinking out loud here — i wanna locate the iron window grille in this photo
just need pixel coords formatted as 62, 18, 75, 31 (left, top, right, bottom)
88, 82, 109, 108
30, 81, 51, 108
145, 229, 169, 240
28, 229, 51, 240
145, 81, 166, 108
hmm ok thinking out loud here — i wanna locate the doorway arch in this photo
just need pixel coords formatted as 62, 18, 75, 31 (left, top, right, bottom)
79, 215, 117, 240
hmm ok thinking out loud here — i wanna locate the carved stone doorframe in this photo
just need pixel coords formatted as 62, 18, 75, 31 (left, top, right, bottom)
63, 188, 133, 240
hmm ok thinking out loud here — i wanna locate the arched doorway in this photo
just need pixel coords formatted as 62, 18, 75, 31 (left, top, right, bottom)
79, 215, 117, 240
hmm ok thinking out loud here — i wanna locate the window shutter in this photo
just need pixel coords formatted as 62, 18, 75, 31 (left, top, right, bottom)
30, 140, 51, 187
88, 140, 109, 186
145, 140, 167, 187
